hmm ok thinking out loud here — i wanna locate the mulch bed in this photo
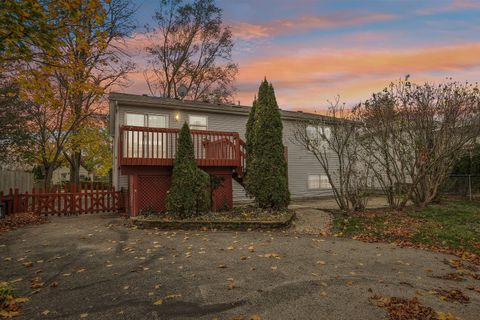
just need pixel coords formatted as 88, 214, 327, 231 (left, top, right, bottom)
0, 212, 48, 233
131, 209, 295, 230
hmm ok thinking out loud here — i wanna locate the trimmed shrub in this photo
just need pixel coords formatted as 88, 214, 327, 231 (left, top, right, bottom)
166, 122, 210, 217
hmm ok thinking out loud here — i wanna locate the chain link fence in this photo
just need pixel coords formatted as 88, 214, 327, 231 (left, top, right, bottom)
441, 174, 480, 201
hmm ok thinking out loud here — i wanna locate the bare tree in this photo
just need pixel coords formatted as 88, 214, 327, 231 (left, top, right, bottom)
354, 77, 480, 209
144, 0, 237, 103
293, 97, 371, 212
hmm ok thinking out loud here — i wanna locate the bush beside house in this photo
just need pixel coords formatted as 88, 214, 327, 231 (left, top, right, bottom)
166, 122, 210, 217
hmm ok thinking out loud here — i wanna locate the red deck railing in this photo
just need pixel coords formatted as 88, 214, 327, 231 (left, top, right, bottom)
119, 126, 244, 167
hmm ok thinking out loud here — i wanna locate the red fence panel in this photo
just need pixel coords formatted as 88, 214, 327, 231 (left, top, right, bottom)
0, 184, 126, 216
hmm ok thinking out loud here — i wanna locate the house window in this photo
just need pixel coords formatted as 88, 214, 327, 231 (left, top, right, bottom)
308, 174, 331, 190
147, 114, 167, 128
125, 113, 168, 128
306, 125, 331, 147
189, 115, 208, 130
124, 113, 168, 158
125, 113, 145, 126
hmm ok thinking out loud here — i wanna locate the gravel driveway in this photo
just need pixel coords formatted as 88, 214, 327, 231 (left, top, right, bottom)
1, 213, 479, 320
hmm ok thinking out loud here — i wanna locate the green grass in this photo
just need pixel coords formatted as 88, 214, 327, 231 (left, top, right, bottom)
333, 200, 480, 255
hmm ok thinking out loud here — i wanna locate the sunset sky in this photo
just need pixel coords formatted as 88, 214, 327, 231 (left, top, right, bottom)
123, 0, 480, 112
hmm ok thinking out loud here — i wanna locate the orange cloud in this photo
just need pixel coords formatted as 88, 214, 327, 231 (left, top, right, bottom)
120, 42, 480, 110
232, 12, 397, 39
238, 43, 480, 83
234, 42, 480, 108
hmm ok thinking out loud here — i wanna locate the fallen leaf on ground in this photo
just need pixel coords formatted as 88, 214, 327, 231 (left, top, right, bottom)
0, 310, 20, 318
30, 278, 44, 289
431, 289, 469, 304
370, 295, 459, 320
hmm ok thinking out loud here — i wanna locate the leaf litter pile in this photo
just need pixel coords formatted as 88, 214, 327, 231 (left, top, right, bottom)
333, 202, 480, 266
370, 295, 458, 320
0, 212, 48, 233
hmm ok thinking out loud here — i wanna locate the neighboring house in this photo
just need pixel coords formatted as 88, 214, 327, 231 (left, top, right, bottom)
109, 92, 338, 215
52, 165, 93, 185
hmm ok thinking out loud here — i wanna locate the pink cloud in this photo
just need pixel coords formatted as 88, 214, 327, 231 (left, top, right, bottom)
231, 12, 397, 40
417, 0, 480, 15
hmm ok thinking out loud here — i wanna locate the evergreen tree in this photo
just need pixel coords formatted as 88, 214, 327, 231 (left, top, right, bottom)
244, 97, 257, 195
166, 122, 210, 216
245, 80, 290, 209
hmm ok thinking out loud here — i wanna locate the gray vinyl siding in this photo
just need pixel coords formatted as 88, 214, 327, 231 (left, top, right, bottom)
113, 99, 336, 200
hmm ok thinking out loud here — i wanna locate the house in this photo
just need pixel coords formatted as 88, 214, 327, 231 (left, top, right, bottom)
51, 165, 93, 185
109, 92, 337, 216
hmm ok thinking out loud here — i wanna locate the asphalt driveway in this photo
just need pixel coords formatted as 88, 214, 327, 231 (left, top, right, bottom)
1, 213, 479, 320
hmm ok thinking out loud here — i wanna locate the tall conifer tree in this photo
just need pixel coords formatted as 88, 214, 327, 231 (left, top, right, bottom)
244, 97, 257, 195
245, 80, 290, 209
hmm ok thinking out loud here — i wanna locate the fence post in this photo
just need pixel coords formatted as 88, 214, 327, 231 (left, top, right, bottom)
13, 188, 19, 213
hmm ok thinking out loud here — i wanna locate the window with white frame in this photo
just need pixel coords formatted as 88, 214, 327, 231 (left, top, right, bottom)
125, 113, 145, 126
147, 114, 167, 128
124, 113, 168, 158
306, 125, 331, 148
308, 174, 331, 190
189, 115, 208, 130
320, 175, 330, 189
308, 175, 320, 190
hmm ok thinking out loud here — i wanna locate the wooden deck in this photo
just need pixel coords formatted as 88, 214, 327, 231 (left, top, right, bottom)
119, 126, 246, 170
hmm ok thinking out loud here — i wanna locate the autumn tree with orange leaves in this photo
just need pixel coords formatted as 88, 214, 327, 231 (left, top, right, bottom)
15, 0, 135, 186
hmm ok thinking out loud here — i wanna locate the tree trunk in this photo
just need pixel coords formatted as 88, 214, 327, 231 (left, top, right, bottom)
43, 166, 54, 190
69, 152, 82, 184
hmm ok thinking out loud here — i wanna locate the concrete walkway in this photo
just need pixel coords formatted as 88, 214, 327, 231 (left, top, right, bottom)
290, 208, 333, 235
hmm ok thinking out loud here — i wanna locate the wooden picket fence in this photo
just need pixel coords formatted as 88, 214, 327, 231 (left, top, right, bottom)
0, 184, 126, 216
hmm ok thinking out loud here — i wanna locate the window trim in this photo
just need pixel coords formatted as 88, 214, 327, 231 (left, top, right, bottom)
188, 114, 208, 130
